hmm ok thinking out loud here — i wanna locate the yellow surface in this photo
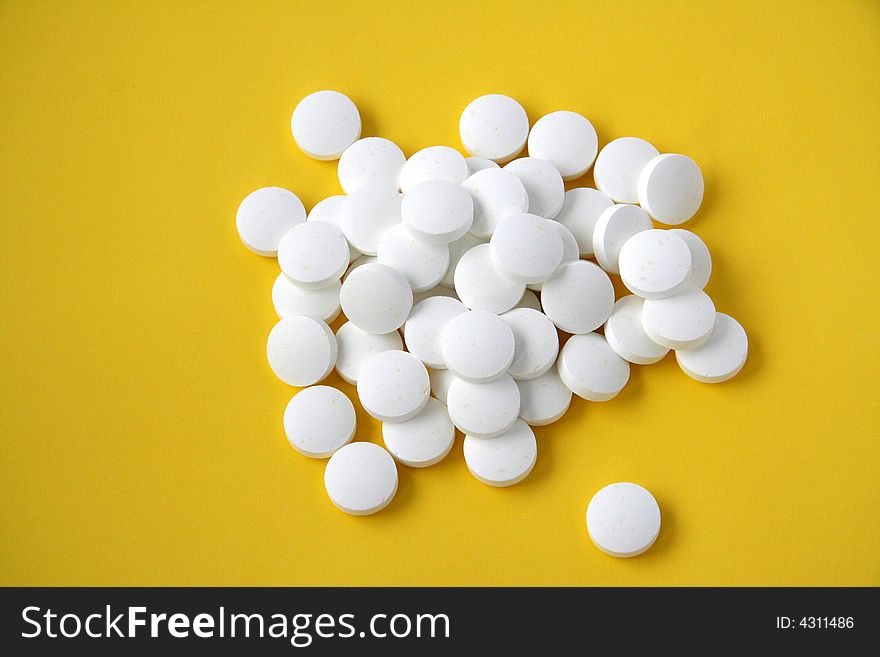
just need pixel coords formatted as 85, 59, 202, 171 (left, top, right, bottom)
1, 0, 879, 587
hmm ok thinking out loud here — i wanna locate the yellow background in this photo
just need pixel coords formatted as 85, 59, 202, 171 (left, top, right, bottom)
1, 0, 878, 586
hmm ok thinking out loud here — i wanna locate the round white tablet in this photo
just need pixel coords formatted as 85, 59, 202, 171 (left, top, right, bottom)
334, 321, 402, 384
527, 111, 599, 180
236, 187, 306, 256
618, 229, 692, 300
462, 168, 530, 239
340, 186, 402, 255
339, 262, 412, 334
404, 296, 467, 368
504, 157, 565, 219
490, 213, 564, 284
587, 482, 661, 557
459, 94, 529, 163
463, 420, 536, 487
308, 195, 360, 262
558, 332, 630, 402
266, 315, 337, 387
454, 243, 524, 313
324, 442, 398, 516
516, 288, 543, 312
357, 350, 430, 423
603, 295, 669, 365
337, 137, 406, 194
638, 153, 704, 225
412, 284, 459, 306
641, 288, 716, 349
376, 223, 449, 293
465, 156, 500, 175
501, 308, 559, 381
382, 397, 455, 468
441, 310, 515, 383
441, 232, 485, 287
517, 368, 572, 426
428, 367, 456, 405
541, 260, 614, 334
283, 386, 356, 458
291, 90, 361, 160
526, 220, 579, 292
669, 228, 712, 290
272, 273, 341, 323
447, 374, 520, 438
592, 204, 653, 274
278, 221, 349, 290
398, 146, 469, 194
593, 137, 660, 203
675, 313, 748, 383
554, 188, 614, 256
401, 179, 474, 244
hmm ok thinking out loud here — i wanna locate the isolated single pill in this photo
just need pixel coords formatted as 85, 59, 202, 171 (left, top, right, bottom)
308, 195, 360, 263
586, 482, 661, 557
324, 442, 398, 516
398, 146, 469, 194
402, 179, 474, 245
638, 153, 704, 225
454, 243, 525, 314
266, 315, 337, 387
592, 204, 653, 275
459, 94, 529, 163
463, 420, 537, 487
603, 295, 669, 365
236, 187, 306, 256
340, 262, 413, 334
669, 228, 712, 290
283, 386, 356, 458
271, 273, 341, 323
357, 350, 430, 423
376, 223, 450, 293
404, 296, 467, 369
278, 221, 350, 290
446, 374, 520, 438
382, 397, 455, 468
675, 312, 748, 383
337, 137, 406, 194
441, 232, 485, 287
465, 156, 500, 175
441, 310, 516, 383
554, 187, 614, 257
527, 110, 599, 180
291, 90, 361, 160
334, 321, 402, 384
593, 137, 660, 204
517, 368, 572, 426
641, 288, 716, 350
541, 260, 614, 334
504, 157, 565, 219
558, 332, 630, 402
501, 308, 559, 381
490, 213, 564, 284
340, 186, 402, 256
463, 168, 530, 239
618, 229, 693, 300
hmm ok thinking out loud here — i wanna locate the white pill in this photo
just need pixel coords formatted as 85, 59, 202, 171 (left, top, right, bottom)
290, 90, 361, 161
337, 137, 406, 194
641, 288, 716, 349
447, 374, 520, 438
454, 243, 524, 314
593, 137, 660, 203
603, 295, 669, 365
324, 442, 398, 516
342, 253, 376, 281
334, 321, 402, 384
283, 386, 356, 458
517, 368, 572, 426
308, 195, 360, 262
669, 228, 712, 290
516, 288, 543, 312
357, 350, 430, 423
398, 146, 468, 194
501, 308, 559, 381
462, 168, 530, 239
428, 367, 456, 405
236, 187, 306, 256
541, 260, 614, 334
592, 204, 654, 274
401, 179, 474, 244
463, 420, 536, 487
465, 156, 499, 175
504, 157, 565, 219
675, 313, 748, 383
412, 284, 459, 306
558, 332, 630, 402
490, 213, 564, 284
376, 223, 450, 293
526, 220, 579, 292
441, 310, 515, 383
404, 296, 467, 368
272, 273, 341, 323
441, 232, 485, 287
340, 262, 412, 334
340, 186, 402, 256
638, 153, 704, 225
266, 315, 337, 387
618, 229, 692, 300
382, 398, 455, 468
278, 221, 349, 290
587, 482, 661, 557
554, 188, 614, 256
459, 94, 529, 163
527, 111, 599, 181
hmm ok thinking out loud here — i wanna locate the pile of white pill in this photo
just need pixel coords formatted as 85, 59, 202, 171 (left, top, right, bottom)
236, 89, 749, 556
